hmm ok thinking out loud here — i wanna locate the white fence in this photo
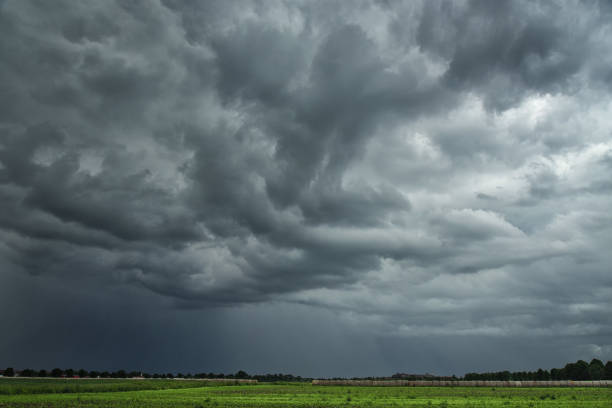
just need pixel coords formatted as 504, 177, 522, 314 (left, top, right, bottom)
312, 379, 612, 387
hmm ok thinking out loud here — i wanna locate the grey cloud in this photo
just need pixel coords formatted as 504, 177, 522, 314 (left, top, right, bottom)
211, 23, 307, 105
413, 0, 594, 111
476, 192, 498, 201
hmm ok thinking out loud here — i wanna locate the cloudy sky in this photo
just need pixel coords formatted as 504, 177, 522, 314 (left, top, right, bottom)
1, 0, 612, 377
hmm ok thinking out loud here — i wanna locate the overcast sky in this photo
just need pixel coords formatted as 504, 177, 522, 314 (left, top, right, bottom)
1, 0, 612, 378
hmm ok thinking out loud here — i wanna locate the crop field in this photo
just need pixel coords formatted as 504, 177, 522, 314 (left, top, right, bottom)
1, 380, 612, 407
0, 378, 251, 395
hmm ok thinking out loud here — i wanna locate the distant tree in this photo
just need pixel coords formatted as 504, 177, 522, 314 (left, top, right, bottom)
235, 370, 249, 379
550, 368, 564, 380
563, 361, 588, 380
459, 359, 612, 382
115, 370, 127, 378
166, 373, 174, 379
535, 369, 550, 380
51, 368, 63, 377
78, 369, 87, 378
605, 361, 612, 380
21, 369, 35, 377
4, 367, 14, 377
588, 359, 605, 380
65, 369, 74, 377
38, 369, 47, 377
100, 371, 110, 378
498, 371, 510, 381
89, 371, 100, 378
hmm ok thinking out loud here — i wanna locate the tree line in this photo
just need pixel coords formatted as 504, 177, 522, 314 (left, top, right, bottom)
0, 368, 306, 382
463, 359, 612, 381
3, 359, 612, 381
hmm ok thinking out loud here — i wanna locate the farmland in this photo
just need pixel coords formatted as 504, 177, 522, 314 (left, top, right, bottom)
1, 380, 612, 407
0, 378, 252, 395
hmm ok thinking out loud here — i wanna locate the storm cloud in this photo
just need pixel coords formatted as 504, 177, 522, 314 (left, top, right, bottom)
1, 0, 611, 376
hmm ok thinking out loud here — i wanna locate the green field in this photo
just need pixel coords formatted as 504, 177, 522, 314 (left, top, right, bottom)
1, 379, 612, 407
0, 378, 250, 395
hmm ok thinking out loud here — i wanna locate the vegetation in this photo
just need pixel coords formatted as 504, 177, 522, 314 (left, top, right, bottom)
1, 368, 305, 382
464, 359, 612, 381
4, 359, 612, 382
0, 379, 251, 396
0, 382, 611, 407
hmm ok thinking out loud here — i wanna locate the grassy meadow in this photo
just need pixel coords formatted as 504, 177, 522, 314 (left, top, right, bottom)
0, 378, 249, 395
1, 379, 612, 407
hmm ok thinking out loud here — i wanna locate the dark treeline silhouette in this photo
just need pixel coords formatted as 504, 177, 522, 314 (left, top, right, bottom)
463, 359, 612, 381
3, 359, 612, 381
189, 371, 305, 382
0, 368, 308, 382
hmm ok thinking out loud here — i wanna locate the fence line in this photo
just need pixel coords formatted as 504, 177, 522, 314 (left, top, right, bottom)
312, 379, 612, 387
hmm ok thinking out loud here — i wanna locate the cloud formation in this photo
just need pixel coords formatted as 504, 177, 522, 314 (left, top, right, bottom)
1, 0, 612, 375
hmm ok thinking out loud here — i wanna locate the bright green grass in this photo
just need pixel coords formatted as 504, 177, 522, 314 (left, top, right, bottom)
0, 378, 245, 395
1, 381, 612, 407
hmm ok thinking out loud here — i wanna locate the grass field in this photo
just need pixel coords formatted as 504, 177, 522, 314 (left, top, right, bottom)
1, 379, 612, 407
0, 378, 249, 395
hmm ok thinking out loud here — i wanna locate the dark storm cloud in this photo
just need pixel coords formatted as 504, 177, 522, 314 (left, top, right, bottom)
413, 0, 589, 111
1, 0, 612, 375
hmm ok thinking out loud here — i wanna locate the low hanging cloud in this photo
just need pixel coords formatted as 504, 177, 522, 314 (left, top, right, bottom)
1, 0, 612, 371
